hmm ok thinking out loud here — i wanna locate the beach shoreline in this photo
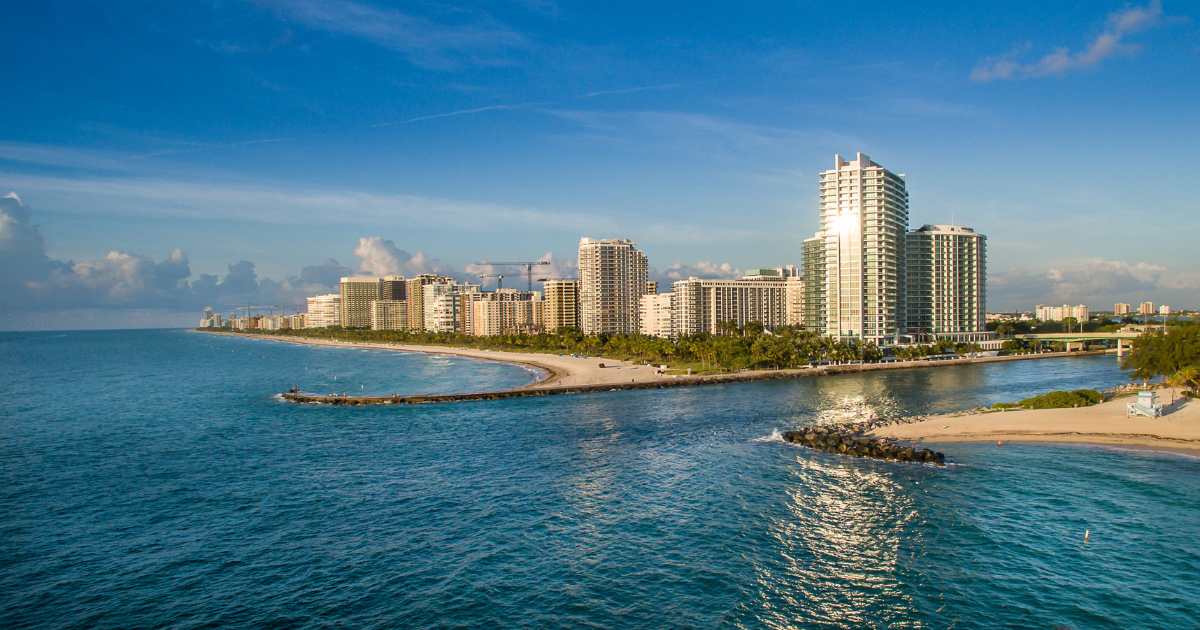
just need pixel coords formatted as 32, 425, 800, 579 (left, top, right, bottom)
189, 330, 1199, 456
191, 329, 1114, 395
869, 394, 1200, 457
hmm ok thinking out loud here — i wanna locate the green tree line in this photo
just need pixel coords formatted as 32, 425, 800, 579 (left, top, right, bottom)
224, 323, 983, 374
1120, 323, 1200, 391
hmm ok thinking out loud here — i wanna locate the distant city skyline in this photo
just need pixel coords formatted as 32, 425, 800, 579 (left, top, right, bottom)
2, 1, 1199, 330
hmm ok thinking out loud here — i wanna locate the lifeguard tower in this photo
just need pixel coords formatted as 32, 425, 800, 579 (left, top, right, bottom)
1127, 390, 1163, 418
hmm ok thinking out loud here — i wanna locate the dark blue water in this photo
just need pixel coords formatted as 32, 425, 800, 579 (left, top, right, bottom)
2, 330, 1197, 629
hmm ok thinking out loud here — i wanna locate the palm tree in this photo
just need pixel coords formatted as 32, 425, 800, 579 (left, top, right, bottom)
1170, 366, 1199, 400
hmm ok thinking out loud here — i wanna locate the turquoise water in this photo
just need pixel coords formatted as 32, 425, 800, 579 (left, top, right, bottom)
1, 329, 1197, 629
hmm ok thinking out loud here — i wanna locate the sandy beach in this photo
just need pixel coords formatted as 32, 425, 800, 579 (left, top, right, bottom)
203, 331, 665, 389
869, 392, 1200, 457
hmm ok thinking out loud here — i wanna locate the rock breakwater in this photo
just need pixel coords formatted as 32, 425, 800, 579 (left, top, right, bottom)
782, 422, 946, 465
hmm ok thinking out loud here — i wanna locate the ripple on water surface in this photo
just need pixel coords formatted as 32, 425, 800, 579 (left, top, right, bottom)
1, 330, 1197, 629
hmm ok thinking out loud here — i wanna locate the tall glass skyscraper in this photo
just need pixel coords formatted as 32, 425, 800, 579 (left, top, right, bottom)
816, 153, 909, 346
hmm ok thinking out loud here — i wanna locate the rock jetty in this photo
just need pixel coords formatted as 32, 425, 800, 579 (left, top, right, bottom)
782, 423, 946, 466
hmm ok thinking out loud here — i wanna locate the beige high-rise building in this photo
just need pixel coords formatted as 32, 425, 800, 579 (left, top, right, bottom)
423, 283, 481, 333
577, 238, 648, 335
405, 274, 455, 331
468, 290, 544, 336
671, 275, 788, 335
817, 153, 908, 345
1139, 301, 1156, 315
639, 292, 675, 338
370, 300, 407, 331
305, 294, 341, 328
785, 277, 804, 326
1114, 303, 1131, 316
543, 280, 580, 332
340, 277, 382, 328
905, 224, 987, 335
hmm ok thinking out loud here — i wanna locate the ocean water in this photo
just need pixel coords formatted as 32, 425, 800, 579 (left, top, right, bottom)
1, 329, 1197, 629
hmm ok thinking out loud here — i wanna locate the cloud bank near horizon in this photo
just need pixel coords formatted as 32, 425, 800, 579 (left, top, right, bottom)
2, 192, 1196, 330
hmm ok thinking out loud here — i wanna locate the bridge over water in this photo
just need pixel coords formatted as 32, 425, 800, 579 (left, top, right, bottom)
1014, 332, 1141, 355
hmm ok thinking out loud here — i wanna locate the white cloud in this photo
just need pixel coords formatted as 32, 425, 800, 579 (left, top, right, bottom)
0, 191, 353, 315
276, 0, 525, 69
972, 1, 1167, 81
989, 258, 1200, 309
352, 236, 442, 277
655, 261, 745, 284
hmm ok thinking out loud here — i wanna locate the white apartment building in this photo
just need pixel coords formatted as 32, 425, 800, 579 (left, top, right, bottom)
816, 153, 909, 345
1139, 301, 1156, 315
423, 283, 481, 333
306, 294, 341, 328
370, 300, 408, 331
639, 292, 675, 338
405, 274, 456, 331
577, 237, 648, 335
672, 275, 788, 335
1159, 305, 1171, 316
1114, 303, 1131, 316
467, 289, 544, 336
906, 224, 987, 335
1035, 304, 1090, 322
543, 280, 580, 332
340, 277, 382, 328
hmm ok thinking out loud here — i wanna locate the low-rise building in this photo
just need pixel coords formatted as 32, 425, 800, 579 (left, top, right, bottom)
1035, 304, 1089, 322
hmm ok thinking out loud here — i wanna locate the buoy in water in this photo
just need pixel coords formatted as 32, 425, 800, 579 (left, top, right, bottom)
1085, 529, 1090, 542
997, 440, 1003, 446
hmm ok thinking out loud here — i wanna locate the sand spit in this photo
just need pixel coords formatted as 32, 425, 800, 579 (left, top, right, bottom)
869, 393, 1200, 457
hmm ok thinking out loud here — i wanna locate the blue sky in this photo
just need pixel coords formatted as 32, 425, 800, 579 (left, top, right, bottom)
2, 0, 1198, 328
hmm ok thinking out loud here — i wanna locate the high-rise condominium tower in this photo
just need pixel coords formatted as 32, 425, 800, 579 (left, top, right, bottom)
542, 280, 580, 332
816, 153, 908, 345
577, 238, 648, 335
905, 224, 986, 336
801, 236, 826, 334
340, 277, 382, 329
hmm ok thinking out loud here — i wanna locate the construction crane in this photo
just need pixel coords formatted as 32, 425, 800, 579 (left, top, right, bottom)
472, 261, 550, 292
235, 305, 274, 317
477, 274, 504, 290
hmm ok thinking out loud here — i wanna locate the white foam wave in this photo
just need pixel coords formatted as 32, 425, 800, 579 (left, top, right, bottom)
753, 428, 785, 443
